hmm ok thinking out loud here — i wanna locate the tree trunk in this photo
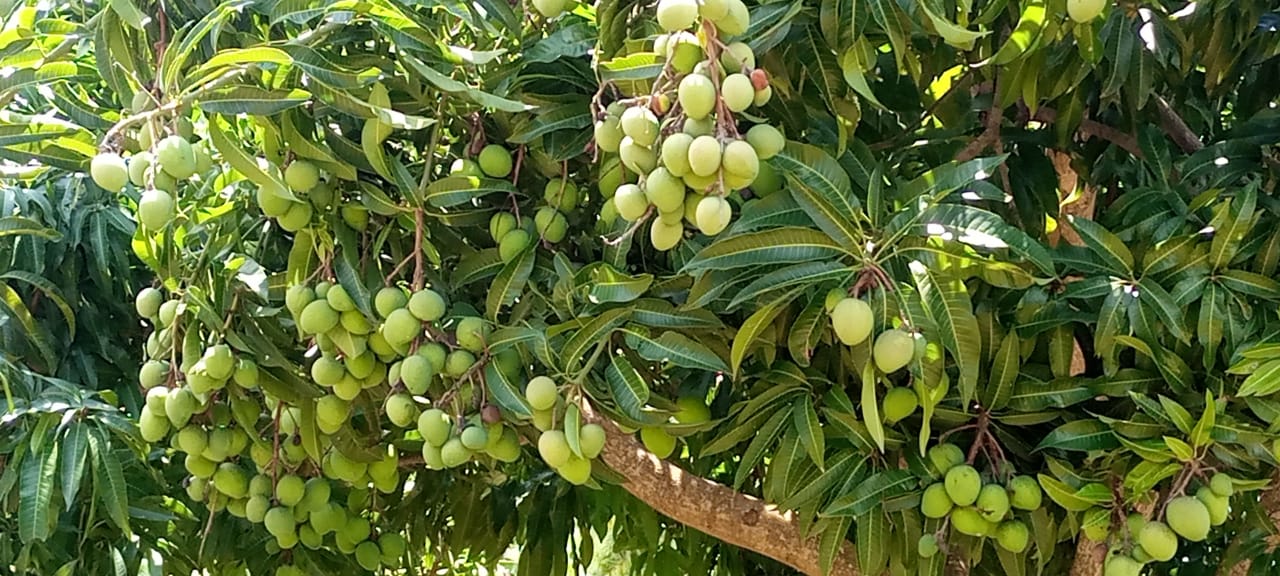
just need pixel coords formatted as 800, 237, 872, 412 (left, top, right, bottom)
582, 401, 861, 576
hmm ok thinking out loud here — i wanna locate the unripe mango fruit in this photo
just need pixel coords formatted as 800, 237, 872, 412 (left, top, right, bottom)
944, 465, 981, 506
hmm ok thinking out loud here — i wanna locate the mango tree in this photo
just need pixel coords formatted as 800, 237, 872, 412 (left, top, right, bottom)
4, 0, 1280, 575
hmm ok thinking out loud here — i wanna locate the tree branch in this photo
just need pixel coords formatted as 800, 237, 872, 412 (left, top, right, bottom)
581, 401, 860, 576
1032, 108, 1144, 159
1154, 94, 1203, 153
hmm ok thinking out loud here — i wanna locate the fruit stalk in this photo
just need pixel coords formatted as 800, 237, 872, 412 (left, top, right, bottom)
100, 69, 247, 151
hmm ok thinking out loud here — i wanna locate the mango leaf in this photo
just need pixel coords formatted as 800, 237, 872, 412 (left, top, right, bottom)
983, 332, 1020, 411
914, 204, 1054, 275
1208, 184, 1256, 270
486, 248, 534, 320
484, 363, 533, 419
59, 424, 88, 509
730, 289, 801, 377
820, 516, 854, 576
88, 428, 129, 534
622, 330, 728, 373
1068, 216, 1133, 276
1190, 392, 1216, 448
860, 362, 885, 452
197, 86, 311, 115
732, 410, 789, 488
562, 308, 631, 372
684, 227, 850, 272
1164, 436, 1194, 461
1034, 420, 1118, 452
855, 507, 890, 576
605, 354, 650, 419
18, 440, 56, 543
729, 261, 850, 310
825, 470, 914, 516
771, 143, 862, 250
909, 261, 980, 404
1238, 359, 1280, 397
1036, 474, 1096, 512
792, 396, 825, 469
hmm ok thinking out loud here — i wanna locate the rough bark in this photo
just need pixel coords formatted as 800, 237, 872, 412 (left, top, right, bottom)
582, 401, 861, 576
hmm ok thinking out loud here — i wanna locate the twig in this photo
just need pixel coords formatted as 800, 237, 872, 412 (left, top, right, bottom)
100, 69, 246, 150
603, 206, 654, 246
384, 252, 414, 284
411, 208, 425, 291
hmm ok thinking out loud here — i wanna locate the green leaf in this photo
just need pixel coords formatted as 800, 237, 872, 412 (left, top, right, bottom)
1220, 269, 1280, 300
825, 470, 914, 516
1036, 475, 1096, 512
1067, 216, 1133, 275
730, 262, 850, 310
1189, 392, 1216, 448
820, 516, 853, 576
1034, 420, 1118, 452
0, 216, 60, 239
0, 282, 55, 369
909, 261, 981, 404
731, 289, 801, 377
732, 409, 789, 488
197, 86, 311, 115
1164, 436, 1194, 461
988, 0, 1047, 64
1238, 359, 1280, 397
334, 249, 376, 322
562, 308, 631, 372
486, 248, 534, 320
1158, 395, 1194, 433
899, 156, 1007, 201
484, 362, 533, 419
0, 271, 75, 340
88, 428, 129, 535
788, 298, 827, 367
914, 204, 1055, 275
1124, 461, 1181, 495
18, 440, 57, 543
792, 396, 825, 469
565, 404, 583, 458
1136, 278, 1188, 343
984, 332, 1019, 411
622, 330, 729, 373
60, 424, 88, 509
855, 507, 890, 576
425, 176, 519, 208
860, 362, 885, 452
508, 102, 592, 144
209, 115, 280, 190
771, 143, 862, 250
605, 354, 651, 420
684, 227, 850, 272
630, 299, 721, 329
1209, 185, 1256, 270
108, 0, 150, 29
587, 266, 653, 304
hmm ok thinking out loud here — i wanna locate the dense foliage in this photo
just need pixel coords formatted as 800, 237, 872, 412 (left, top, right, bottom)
3, 0, 1280, 575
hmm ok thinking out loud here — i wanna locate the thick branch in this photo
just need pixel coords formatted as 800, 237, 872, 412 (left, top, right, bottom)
582, 402, 860, 576
1032, 108, 1144, 159
1154, 95, 1203, 153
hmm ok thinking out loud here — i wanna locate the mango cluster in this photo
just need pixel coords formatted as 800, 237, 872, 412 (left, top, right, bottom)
825, 291, 917, 375
526, 376, 606, 484
418, 407, 523, 469
91, 122, 213, 231
477, 142, 583, 258
593, 0, 785, 251
917, 444, 1042, 557
1097, 474, 1233, 576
